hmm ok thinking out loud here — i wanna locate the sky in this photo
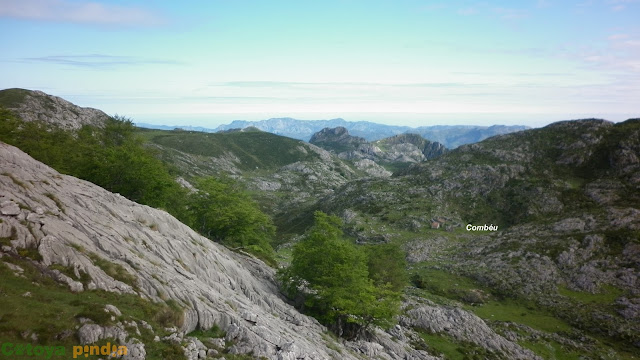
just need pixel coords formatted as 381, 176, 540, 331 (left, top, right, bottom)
0, 0, 639, 128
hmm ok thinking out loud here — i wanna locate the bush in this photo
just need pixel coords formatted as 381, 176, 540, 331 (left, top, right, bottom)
184, 176, 276, 264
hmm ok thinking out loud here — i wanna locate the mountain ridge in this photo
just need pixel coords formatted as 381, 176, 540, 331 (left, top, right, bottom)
137, 118, 529, 148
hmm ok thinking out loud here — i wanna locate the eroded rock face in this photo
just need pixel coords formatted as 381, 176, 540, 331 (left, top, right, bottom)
374, 134, 448, 161
402, 300, 541, 360
2, 89, 110, 130
0, 142, 443, 359
310, 128, 448, 177
309, 126, 367, 146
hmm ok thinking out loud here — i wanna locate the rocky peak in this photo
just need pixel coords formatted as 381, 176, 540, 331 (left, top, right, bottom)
0, 88, 110, 130
309, 127, 449, 177
309, 126, 367, 145
375, 133, 448, 160
422, 141, 448, 160
379, 133, 425, 147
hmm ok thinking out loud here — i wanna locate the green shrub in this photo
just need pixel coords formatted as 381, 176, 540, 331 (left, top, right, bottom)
278, 212, 401, 339
183, 176, 276, 265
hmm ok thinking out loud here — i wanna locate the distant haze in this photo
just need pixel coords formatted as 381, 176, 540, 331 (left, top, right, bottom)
129, 112, 631, 129
137, 117, 529, 148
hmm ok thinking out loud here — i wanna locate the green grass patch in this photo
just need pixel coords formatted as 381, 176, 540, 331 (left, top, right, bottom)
417, 330, 504, 360
17, 247, 42, 261
0, 89, 31, 108
187, 324, 226, 345
410, 267, 491, 305
86, 252, 137, 289
419, 331, 467, 359
558, 285, 623, 305
519, 339, 582, 360
470, 299, 572, 334
0, 258, 185, 359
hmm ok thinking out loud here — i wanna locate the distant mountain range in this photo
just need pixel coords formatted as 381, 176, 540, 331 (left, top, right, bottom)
136, 117, 529, 148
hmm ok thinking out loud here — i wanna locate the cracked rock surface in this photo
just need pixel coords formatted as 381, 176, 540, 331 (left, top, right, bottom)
0, 141, 443, 359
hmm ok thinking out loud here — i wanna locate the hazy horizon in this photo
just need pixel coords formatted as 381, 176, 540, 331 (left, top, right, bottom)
130, 111, 636, 130
1, 1, 638, 127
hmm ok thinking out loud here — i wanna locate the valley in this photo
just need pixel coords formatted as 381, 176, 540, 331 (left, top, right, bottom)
0, 89, 638, 360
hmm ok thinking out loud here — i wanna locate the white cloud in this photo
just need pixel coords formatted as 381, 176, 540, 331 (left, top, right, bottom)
552, 27, 640, 76
0, 0, 165, 26
606, 0, 640, 11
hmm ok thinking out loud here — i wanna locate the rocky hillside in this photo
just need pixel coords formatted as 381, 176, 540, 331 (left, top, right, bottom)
373, 134, 448, 162
309, 127, 368, 152
0, 140, 547, 360
2, 89, 638, 359
309, 127, 447, 176
0, 88, 109, 130
292, 118, 640, 359
135, 127, 359, 225
1, 141, 438, 359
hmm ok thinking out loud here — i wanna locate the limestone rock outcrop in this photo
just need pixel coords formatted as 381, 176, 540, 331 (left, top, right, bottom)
309, 127, 448, 177
0, 141, 439, 359
0, 88, 110, 130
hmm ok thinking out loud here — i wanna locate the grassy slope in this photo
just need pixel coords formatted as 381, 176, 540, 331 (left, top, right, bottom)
0, 256, 186, 359
0, 253, 262, 360
0, 88, 31, 108
409, 267, 639, 360
137, 128, 320, 172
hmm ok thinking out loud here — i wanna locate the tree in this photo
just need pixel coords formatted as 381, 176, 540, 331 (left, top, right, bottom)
185, 177, 276, 263
279, 211, 401, 339
68, 117, 182, 209
0, 108, 184, 210
364, 243, 408, 292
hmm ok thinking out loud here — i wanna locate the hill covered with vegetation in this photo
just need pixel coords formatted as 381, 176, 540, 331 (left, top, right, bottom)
0, 96, 278, 265
134, 125, 361, 242
1, 89, 638, 359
